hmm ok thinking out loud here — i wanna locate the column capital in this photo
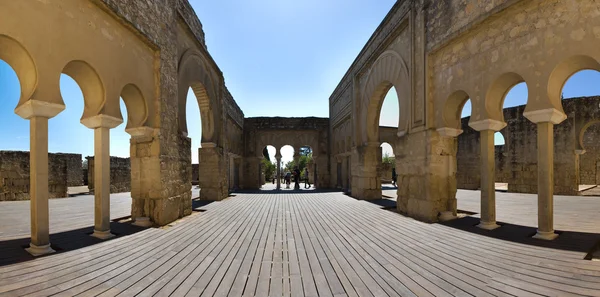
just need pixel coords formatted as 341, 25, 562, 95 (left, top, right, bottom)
469, 119, 506, 132
436, 127, 463, 138
523, 108, 566, 124
81, 114, 123, 129
126, 126, 155, 139
15, 100, 65, 120
574, 149, 586, 155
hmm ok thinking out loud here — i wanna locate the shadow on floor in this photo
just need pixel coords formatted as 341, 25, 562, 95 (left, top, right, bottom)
354, 198, 600, 256
192, 198, 216, 212
0, 221, 148, 267
439, 215, 600, 255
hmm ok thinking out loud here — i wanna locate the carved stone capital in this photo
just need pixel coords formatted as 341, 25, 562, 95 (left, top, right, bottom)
15, 100, 65, 120
523, 108, 567, 124
436, 127, 463, 138
81, 114, 123, 129
468, 119, 506, 132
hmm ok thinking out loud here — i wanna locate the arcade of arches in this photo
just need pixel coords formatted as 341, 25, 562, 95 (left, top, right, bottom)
2, 0, 600, 257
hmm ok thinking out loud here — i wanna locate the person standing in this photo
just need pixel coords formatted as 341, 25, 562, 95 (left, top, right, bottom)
304, 167, 311, 189
293, 166, 301, 190
391, 167, 397, 188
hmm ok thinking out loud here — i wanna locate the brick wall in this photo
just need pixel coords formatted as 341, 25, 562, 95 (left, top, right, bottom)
0, 151, 82, 201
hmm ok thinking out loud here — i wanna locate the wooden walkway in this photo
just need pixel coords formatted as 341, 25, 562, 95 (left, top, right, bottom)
2, 192, 600, 296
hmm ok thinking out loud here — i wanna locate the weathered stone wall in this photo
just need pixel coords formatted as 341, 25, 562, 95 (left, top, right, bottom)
87, 156, 131, 194
0, 151, 82, 201
242, 117, 330, 189
191, 164, 199, 185
580, 123, 600, 185
457, 97, 600, 195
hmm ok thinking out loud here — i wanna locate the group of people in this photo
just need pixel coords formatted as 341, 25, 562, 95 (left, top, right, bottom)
273, 167, 311, 189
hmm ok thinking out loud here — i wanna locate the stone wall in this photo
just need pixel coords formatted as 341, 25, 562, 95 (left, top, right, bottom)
191, 164, 199, 185
457, 97, 600, 195
87, 156, 131, 193
0, 151, 82, 201
242, 117, 331, 189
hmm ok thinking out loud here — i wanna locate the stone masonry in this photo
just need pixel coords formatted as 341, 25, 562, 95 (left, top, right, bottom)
0, 151, 82, 201
87, 156, 131, 194
457, 97, 600, 195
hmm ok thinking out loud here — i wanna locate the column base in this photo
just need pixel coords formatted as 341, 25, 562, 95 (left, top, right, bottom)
132, 217, 153, 227
25, 243, 56, 257
91, 229, 116, 240
439, 211, 457, 222
533, 230, 558, 240
477, 221, 500, 230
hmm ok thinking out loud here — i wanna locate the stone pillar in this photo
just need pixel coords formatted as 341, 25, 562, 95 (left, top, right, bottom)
27, 117, 54, 255
350, 143, 381, 200
478, 130, 500, 229
469, 120, 505, 230
15, 100, 65, 256
82, 115, 122, 239
534, 122, 558, 240
276, 155, 282, 190
523, 107, 566, 240
198, 143, 228, 200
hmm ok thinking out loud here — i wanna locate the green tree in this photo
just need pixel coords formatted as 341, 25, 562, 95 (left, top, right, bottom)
262, 158, 276, 182
382, 152, 395, 167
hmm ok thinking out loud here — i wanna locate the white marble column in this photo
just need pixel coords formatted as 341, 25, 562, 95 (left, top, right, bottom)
82, 115, 122, 240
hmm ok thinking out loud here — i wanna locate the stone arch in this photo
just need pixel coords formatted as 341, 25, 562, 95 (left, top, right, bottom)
362, 50, 410, 143
0, 35, 38, 110
177, 48, 219, 144
441, 90, 472, 132
548, 55, 600, 113
485, 72, 527, 123
61, 60, 105, 121
119, 84, 148, 129
577, 119, 600, 152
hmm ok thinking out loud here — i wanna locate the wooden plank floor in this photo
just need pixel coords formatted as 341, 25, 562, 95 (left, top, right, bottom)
382, 188, 600, 234
2, 192, 600, 296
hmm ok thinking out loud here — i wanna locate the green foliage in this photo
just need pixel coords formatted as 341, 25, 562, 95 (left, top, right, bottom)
382, 152, 395, 166
283, 147, 312, 179
262, 158, 276, 181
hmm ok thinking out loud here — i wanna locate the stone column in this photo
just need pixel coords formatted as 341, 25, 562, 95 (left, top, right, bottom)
82, 115, 122, 240
523, 107, 566, 240
198, 143, 228, 200
15, 100, 65, 256
469, 120, 505, 230
350, 143, 381, 200
478, 129, 500, 230
276, 154, 282, 190
534, 122, 558, 240
28, 116, 54, 255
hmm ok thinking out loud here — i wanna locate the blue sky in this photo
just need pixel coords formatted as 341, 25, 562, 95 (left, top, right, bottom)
1, 1, 600, 163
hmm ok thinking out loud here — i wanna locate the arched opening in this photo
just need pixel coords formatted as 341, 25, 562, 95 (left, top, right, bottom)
280, 145, 295, 190
456, 97, 478, 190
495, 81, 528, 193
377, 86, 399, 197
52, 73, 92, 196
0, 60, 27, 151
186, 87, 203, 196
380, 142, 395, 191
297, 146, 314, 189
559, 67, 600, 194
260, 145, 277, 189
